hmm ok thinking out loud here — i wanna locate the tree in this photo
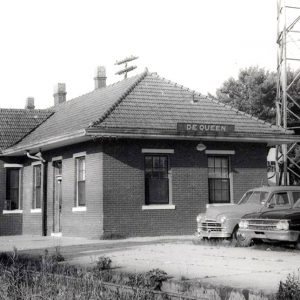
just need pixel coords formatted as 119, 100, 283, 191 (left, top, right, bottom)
216, 66, 277, 123
216, 66, 300, 185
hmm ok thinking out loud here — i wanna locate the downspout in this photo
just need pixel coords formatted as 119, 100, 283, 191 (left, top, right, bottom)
26, 150, 46, 163
25, 150, 47, 236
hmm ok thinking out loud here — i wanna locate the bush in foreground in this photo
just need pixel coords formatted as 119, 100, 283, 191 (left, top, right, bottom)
277, 274, 300, 300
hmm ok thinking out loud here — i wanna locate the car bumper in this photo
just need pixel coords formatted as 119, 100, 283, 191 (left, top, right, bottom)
238, 229, 300, 242
196, 228, 231, 239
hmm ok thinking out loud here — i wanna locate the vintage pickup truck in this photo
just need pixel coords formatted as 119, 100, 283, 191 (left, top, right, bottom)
238, 190, 300, 247
196, 186, 300, 241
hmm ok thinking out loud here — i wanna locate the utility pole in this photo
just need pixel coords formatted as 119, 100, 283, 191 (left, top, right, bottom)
115, 56, 138, 79
276, 0, 300, 185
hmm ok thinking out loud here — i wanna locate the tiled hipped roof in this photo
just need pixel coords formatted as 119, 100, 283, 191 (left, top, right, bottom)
89, 73, 289, 135
15, 73, 145, 149
0, 109, 53, 151
3, 70, 295, 154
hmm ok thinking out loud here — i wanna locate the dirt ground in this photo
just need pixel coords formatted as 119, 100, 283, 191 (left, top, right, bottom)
1, 235, 299, 295
69, 239, 300, 294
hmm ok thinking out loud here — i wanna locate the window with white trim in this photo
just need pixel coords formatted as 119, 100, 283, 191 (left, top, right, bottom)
75, 156, 86, 207
6, 168, 21, 210
208, 156, 231, 204
144, 155, 170, 205
32, 165, 42, 209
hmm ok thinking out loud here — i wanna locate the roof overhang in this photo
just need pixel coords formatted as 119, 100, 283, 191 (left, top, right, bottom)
1, 130, 89, 156
2, 127, 299, 157
86, 128, 300, 146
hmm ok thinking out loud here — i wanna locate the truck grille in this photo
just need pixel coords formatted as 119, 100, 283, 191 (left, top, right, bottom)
200, 220, 222, 232
247, 219, 278, 231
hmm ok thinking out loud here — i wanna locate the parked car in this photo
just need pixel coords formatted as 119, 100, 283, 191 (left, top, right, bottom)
196, 186, 300, 241
238, 188, 300, 247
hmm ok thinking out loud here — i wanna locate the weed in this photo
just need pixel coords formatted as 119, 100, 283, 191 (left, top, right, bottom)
95, 256, 112, 271
277, 273, 300, 300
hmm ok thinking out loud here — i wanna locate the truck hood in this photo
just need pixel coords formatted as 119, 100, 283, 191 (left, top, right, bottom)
244, 208, 300, 220
205, 203, 263, 220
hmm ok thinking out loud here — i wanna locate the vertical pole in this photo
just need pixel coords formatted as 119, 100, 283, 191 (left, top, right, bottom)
276, 0, 282, 185
276, 0, 289, 185
42, 162, 48, 236
282, 1, 288, 185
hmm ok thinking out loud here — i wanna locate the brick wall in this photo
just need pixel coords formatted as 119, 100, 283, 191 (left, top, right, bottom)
21, 141, 104, 238
22, 161, 43, 235
102, 139, 268, 237
231, 143, 268, 202
0, 138, 268, 238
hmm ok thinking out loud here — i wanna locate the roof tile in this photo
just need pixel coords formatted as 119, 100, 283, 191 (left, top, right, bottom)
0, 109, 53, 150
91, 73, 289, 135
4, 71, 293, 152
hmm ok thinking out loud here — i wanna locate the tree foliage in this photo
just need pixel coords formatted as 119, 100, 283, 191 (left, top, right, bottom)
216, 66, 300, 124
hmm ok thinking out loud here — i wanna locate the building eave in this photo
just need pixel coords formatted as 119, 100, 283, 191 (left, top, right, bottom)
2, 127, 298, 157
1, 129, 88, 156
86, 127, 300, 146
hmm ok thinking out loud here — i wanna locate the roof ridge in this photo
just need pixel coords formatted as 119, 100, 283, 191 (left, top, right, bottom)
149, 72, 206, 98
89, 69, 149, 128
50, 72, 145, 110
8, 110, 55, 148
202, 95, 292, 133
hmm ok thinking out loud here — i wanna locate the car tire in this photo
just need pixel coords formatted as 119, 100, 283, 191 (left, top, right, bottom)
295, 239, 300, 250
236, 229, 252, 247
230, 227, 239, 246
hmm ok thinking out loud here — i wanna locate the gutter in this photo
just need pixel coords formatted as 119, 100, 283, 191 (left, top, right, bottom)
2, 127, 300, 157
2, 129, 87, 156
85, 129, 300, 146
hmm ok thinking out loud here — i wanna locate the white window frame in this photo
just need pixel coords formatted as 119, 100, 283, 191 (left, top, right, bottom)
142, 149, 175, 210
32, 162, 42, 211
73, 152, 86, 210
205, 150, 235, 155
3, 164, 23, 214
207, 154, 234, 205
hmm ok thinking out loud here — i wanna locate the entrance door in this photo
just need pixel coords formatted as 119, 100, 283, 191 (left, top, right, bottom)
53, 161, 62, 234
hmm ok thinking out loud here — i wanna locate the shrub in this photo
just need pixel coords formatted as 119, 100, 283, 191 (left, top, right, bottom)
94, 256, 112, 271
145, 269, 168, 291
277, 274, 300, 300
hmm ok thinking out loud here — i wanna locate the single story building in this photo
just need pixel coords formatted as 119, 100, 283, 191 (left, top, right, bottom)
0, 68, 298, 238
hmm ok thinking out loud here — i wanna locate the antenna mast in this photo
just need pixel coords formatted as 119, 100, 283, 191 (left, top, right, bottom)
115, 55, 138, 79
276, 0, 300, 185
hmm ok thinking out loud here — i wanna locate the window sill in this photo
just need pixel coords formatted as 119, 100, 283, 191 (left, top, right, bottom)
142, 205, 176, 210
206, 203, 234, 208
72, 206, 87, 212
51, 232, 62, 237
3, 210, 23, 214
31, 208, 42, 213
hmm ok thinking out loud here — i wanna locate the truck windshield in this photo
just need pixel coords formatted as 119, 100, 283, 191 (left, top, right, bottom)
239, 191, 269, 205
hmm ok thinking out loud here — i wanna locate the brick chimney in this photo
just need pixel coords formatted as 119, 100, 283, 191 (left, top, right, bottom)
25, 97, 35, 109
94, 66, 106, 89
53, 83, 67, 105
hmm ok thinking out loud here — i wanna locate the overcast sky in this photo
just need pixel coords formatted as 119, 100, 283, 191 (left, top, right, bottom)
0, 0, 278, 109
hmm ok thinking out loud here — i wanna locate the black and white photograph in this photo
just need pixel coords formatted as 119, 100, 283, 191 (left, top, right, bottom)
1, 0, 300, 299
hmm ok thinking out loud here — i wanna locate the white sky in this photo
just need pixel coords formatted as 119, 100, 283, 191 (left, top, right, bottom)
0, 0, 278, 109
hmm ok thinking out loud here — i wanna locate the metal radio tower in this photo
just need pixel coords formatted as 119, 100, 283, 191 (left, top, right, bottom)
276, 0, 300, 185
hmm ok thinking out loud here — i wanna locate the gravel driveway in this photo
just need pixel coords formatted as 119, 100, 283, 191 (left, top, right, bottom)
69, 239, 300, 294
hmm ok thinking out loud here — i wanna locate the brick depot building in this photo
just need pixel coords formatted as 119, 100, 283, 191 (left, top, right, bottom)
0, 69, 297, 238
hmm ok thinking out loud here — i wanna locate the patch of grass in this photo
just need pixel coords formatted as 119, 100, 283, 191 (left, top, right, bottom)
0, 251, 169, 299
